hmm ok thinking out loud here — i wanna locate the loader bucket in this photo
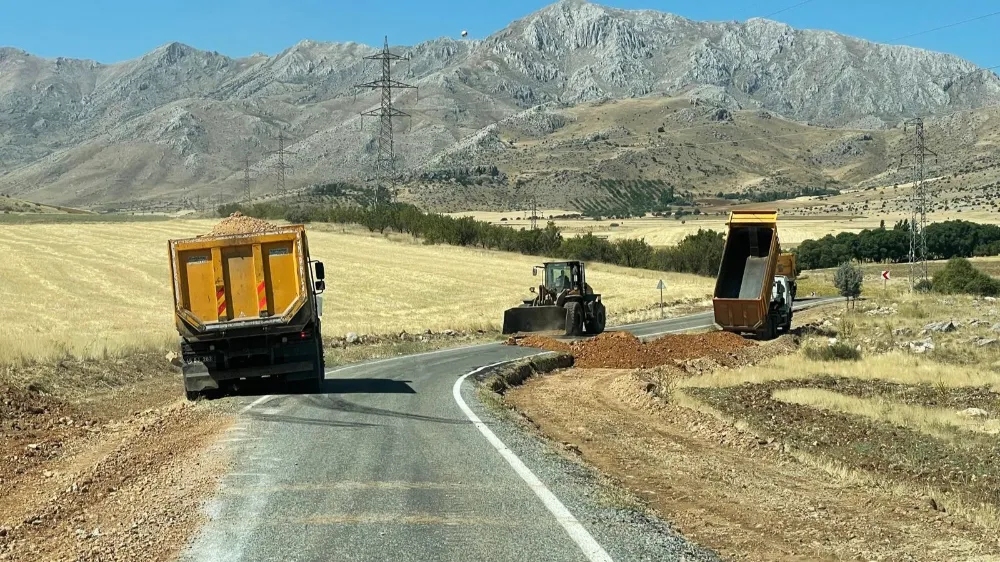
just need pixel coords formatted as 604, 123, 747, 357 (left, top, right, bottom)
502, 306, 567, 334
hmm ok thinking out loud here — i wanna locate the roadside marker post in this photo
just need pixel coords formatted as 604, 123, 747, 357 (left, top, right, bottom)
657, 279, 665, 318
882, 270, 890, 293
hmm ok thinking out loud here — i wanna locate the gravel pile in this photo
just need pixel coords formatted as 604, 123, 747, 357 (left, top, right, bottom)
514, 330, 755, 369
208, 212, 280, 236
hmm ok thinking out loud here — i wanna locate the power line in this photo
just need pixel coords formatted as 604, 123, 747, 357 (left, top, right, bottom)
355, 36, 416, 207
763, 0, 819, 19
890, 9, 1000, 42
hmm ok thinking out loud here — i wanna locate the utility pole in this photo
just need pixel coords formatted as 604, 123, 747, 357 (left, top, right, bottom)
355, 36, 416, 207
243, 154, 252, 204
530, 192, 539, 231
267, 132, 296, 199
899, 117, 937, 289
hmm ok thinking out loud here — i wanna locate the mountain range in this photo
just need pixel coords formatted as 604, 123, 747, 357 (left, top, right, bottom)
0, 0, 998, 211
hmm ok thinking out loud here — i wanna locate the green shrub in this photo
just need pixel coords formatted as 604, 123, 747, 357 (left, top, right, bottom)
804, 341, 862, 362
932, 257, 1000, 296
914, 279, 933, 293
833, 262, 863, 302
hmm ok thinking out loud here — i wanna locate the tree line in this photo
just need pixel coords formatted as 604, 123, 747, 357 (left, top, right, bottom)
794, 219, 1000, 270
219, 202, 724, 277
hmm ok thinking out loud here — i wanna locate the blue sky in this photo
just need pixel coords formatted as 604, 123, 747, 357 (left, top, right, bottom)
1, 0, 996, 68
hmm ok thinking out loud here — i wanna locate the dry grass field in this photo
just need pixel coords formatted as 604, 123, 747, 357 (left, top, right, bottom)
0, 219, 714, 364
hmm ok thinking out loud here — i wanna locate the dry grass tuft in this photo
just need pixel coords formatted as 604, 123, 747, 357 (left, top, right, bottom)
684, 351, 1000, 391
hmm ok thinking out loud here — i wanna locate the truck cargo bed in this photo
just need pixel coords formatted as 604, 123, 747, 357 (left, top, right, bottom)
169, 226, 310, 334
713, 211, 780, 333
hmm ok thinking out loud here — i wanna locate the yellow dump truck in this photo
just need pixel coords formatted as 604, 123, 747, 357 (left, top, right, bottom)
168, 225, 326, 399
713, 210, 792, 339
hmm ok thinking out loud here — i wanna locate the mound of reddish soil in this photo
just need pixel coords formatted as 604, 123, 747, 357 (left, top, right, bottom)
513, 330, 755, 369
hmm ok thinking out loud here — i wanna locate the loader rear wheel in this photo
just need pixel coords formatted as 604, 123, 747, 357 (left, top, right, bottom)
564, 301, 583, 336
586, 303, 607, 335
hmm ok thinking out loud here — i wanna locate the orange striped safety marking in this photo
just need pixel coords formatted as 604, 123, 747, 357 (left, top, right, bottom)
216, 287, 227, 317
257, 281, 267, 312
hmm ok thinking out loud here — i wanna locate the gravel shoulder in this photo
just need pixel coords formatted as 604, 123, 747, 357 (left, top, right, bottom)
0, 354, 234, 561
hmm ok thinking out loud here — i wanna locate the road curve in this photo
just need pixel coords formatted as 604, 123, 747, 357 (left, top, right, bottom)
181, 298, 837, 562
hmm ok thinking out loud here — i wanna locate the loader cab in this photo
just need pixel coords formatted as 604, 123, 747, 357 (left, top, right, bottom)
535, 261, 586, 294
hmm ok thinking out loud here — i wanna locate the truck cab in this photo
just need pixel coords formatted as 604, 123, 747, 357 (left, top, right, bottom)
769, 275, 794, 336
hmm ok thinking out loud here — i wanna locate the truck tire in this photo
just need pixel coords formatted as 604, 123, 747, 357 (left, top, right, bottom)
314, 336, 326, 390
782, 311, 793, 332
564, 301, 583, 336
586, 302, 607, 335
185, 390, 200, 402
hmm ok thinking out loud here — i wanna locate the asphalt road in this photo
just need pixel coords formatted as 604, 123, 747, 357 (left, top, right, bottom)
181, 298, 837, 562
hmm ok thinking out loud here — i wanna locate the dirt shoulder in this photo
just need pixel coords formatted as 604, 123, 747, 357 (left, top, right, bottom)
0, 353, 233, 561
506, 366, 996, 561
503, 297, 1000, 561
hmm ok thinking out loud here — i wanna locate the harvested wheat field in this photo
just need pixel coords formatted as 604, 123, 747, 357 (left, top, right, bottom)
0, 219, 713, 363
500, 294, 1000, 561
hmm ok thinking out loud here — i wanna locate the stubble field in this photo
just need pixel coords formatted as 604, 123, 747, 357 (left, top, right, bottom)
0, 219, 714, 364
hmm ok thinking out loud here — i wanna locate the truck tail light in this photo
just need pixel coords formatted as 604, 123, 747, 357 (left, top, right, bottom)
300, 331, 309, 339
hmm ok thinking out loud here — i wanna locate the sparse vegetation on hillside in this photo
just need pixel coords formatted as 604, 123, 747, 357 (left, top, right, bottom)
571, 179, 694, 219
716, 185, 840, 203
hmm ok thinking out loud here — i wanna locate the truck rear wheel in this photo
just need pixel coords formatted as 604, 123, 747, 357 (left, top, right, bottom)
185, 390, 200, 402
564, 302, 583, 336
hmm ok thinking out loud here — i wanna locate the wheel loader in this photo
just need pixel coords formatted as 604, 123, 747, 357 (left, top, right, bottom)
502, 261, 607, 336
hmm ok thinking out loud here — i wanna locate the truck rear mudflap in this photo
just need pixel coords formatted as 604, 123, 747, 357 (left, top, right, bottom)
183, 361, 316, 392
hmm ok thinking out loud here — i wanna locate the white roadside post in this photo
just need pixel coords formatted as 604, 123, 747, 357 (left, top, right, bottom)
882, 269, 890, 294
657, 279, 666, 318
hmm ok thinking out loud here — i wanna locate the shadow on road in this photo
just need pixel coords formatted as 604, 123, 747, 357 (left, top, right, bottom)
324, 378, 416, 394
204, 377, 416, 400
202, 377, 469, 425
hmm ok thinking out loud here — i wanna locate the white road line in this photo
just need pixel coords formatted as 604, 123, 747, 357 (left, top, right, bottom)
453, 362, 615, 562
240, 394, 276, 414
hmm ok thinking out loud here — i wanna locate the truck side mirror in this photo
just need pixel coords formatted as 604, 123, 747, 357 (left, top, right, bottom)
532, 267, 538, 277
315, 280, 326, 293
314, 261, 325, 280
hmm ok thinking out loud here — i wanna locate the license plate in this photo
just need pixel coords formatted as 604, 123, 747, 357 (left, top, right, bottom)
187, 355, 214, 364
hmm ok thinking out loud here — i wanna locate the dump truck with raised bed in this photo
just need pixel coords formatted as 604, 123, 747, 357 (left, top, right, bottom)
713, 210, 792, 340
502, 261, 607, 337
168, 223, 326, 400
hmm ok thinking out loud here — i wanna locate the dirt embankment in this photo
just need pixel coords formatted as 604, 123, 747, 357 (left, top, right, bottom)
0, 356, 232, 561
503, 332, 1000, 561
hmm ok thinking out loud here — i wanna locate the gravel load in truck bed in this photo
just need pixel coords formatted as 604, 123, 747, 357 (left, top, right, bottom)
512, 330, 755, 369
207, 212, 280, 236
